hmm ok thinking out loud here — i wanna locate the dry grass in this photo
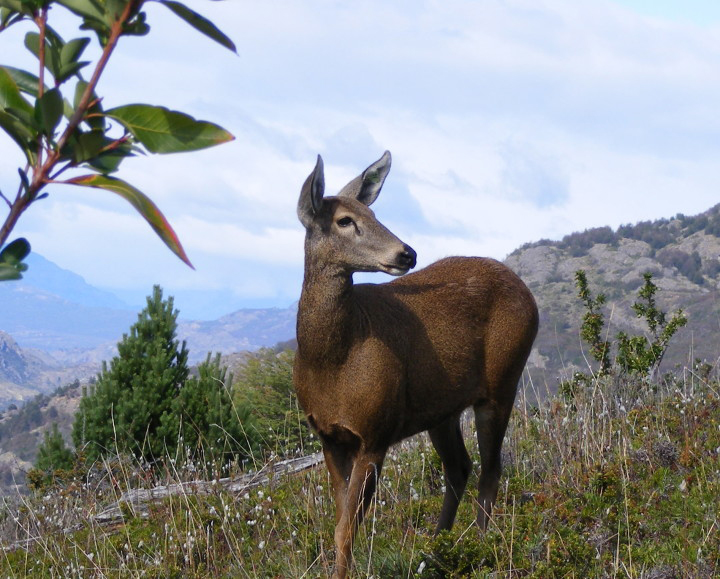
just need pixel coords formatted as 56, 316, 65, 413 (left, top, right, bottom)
0, 368, 718, 578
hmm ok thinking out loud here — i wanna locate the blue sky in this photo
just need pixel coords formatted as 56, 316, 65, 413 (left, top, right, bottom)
1, 0, 720, 319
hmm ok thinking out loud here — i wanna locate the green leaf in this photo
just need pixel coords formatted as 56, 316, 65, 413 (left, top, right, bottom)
105, 104, 234, 154
0, 65, 33, 113
0, 0, 28, 14
55, 0, 105, 24
85, 146, 131, 173
74, 79, 105, 130
65, 129, 105, 162
60, 36, 90, 65
157, 1, 236, 53
122, 10, 149, 37
0, 65, 47, 97
0, 264, 23, 281
0, 237, 31, 280
24, 27, 67, 81
0, 111, 36, 164
58, 59, 90, 83
0, 237, 30, 264
0, 67, 38, 157
24, 32, 55, 79
0, 237, 30, 265
65, 174, 193, 267
103, 0, 128, 22
35, 87, 64, 135
56, 37, 91, 82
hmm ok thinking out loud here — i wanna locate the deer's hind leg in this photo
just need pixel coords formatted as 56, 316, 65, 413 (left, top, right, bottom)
473, 399, 514, 530
429, 414, 473, 533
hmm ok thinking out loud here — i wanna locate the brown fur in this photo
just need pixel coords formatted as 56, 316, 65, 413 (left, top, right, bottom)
294, 152, 538, 578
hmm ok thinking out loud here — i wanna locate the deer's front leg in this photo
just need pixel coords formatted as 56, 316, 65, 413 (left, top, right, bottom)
330, 449, 385, 579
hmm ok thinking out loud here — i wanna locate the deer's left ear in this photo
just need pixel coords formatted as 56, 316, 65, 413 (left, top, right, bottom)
337, 150, 392, 206
298, 155, 325, 228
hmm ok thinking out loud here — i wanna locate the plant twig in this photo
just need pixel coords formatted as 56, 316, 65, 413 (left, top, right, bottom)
0, 191, 11, 209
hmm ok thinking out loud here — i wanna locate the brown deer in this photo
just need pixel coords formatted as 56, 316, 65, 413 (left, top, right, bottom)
293, 151, 538, 578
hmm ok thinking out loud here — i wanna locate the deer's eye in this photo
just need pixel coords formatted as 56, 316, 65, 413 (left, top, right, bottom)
337, 216, 354, 228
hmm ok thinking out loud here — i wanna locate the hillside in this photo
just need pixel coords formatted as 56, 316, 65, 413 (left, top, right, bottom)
506, 204, 720, 389
0, 380, 81, 494
0, 331, 97, 409
178, 306, 297, 360
3, 202, 720, 496
1, 367, 717, 576
0, 349, 258, 495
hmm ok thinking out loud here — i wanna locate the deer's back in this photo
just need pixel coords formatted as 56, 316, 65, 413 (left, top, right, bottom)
349, 256, 538, 438
357, 256, 536, 340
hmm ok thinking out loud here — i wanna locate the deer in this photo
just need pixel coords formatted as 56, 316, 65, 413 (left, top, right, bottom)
293, 151, 539, 578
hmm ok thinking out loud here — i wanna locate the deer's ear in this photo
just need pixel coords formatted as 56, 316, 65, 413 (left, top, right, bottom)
298, 155, 325, 227
337, 150, 391, 206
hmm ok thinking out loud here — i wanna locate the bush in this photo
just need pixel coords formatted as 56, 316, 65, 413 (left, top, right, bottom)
35, 423, 74, 473
569, 271, 687, 387
158, 354, 260, 473
657, 248, 704, 284
72, 286, 252, 470
233, 348, 318, 458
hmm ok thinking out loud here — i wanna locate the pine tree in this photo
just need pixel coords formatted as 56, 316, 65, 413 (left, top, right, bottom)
35, 423, 74, 473
72, 285, 190, 462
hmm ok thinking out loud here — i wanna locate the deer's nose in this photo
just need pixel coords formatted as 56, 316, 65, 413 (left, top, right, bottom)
400, 245, 417, 269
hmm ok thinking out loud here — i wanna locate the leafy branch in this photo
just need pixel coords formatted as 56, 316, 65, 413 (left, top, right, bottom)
575, 270, 611, 376
573, 270, 687, 382
0, 0, 236, 280
616, 273, 687, 379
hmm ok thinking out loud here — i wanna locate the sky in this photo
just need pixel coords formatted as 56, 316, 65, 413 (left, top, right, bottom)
1, 0, 719, 319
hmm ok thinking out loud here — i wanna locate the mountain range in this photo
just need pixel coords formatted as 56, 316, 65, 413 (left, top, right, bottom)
0, 255, 297, 409
3, 203, 720, 411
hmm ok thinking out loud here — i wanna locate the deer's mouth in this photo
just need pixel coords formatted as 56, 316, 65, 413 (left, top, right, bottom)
381, 264, 412, 276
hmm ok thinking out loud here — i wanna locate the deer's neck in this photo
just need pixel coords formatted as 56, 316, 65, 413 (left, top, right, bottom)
297, 258, 356, 365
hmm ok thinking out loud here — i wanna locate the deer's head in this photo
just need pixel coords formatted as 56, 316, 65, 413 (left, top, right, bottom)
298, 151, 417, 276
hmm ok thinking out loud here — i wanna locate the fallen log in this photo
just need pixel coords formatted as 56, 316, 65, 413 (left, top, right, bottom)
95, 451, 325, 523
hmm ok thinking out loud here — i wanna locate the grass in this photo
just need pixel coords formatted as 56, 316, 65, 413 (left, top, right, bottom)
0, 369, 718, 578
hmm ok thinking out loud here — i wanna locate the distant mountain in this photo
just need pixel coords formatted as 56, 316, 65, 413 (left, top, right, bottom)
0, 254, 136, 350
180, 306, 297, 359
506, 203, 720, 389
0, 331, 97, 409
0, 252, 298, 407
16, 254, 131, 309
0, 253, 297, 358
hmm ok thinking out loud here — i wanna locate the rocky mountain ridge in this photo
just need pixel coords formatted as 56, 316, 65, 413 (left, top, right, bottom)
507, 204, 720, 388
